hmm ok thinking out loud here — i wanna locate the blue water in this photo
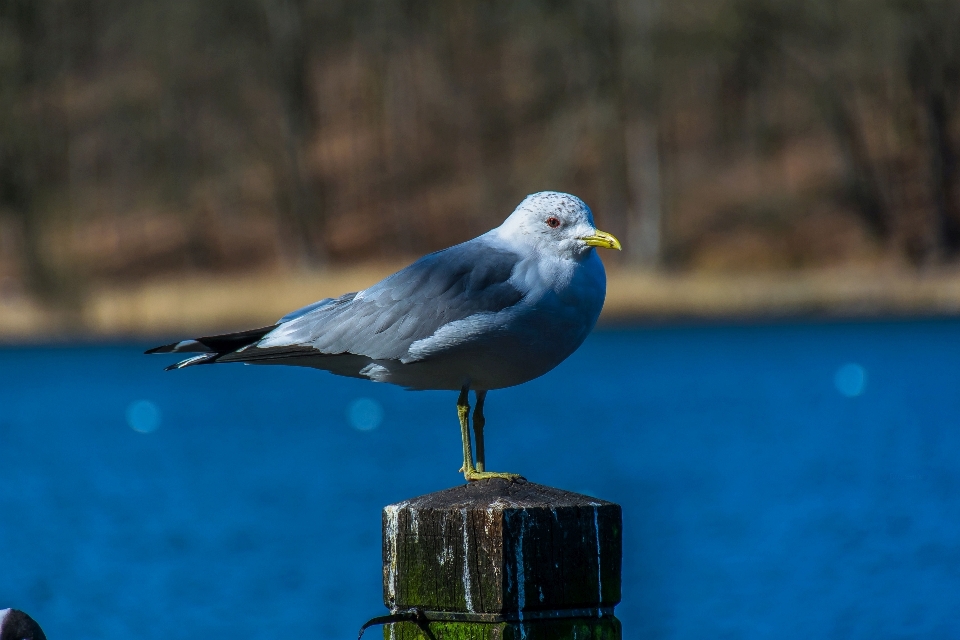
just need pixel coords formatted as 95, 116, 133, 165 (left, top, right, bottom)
2, 320, 959, 639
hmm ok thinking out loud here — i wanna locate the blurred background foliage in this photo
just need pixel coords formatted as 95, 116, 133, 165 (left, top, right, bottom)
1, 0, 959, 308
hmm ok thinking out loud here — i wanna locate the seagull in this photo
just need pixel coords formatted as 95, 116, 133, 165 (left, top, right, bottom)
147, 191, 621, 481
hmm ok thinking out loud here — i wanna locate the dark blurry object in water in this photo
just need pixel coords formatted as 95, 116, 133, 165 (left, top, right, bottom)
0, 609, 47, 640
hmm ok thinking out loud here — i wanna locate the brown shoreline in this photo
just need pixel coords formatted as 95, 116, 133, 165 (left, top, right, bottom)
3, 264, 960, 341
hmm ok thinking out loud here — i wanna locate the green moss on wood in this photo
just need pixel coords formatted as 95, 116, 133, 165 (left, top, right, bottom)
384, 490, 622, 612
383, 617, 622, 640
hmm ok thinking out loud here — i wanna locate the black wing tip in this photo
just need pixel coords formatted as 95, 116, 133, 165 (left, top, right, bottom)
145, 343, 177, 355
147, 324, 279, 364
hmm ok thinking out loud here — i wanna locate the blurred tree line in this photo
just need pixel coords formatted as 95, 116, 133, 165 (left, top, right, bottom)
0, 0, 959, 302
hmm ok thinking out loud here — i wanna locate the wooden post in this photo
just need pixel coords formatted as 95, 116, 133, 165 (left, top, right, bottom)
381, 479, 622, 639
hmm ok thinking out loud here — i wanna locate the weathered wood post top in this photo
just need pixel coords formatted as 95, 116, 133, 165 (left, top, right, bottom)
382, 479, 622, 639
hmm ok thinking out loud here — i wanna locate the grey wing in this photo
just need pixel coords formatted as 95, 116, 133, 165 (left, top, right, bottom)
224, 239, 525, 364
277, 297, 336, 323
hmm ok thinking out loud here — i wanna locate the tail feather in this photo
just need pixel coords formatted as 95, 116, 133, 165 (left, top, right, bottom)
147, 324, 279, 369
164, 353, 219, 370
215, 344, 329, 364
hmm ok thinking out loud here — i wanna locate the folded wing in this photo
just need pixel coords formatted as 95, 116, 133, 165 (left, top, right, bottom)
148, 238, 526, 371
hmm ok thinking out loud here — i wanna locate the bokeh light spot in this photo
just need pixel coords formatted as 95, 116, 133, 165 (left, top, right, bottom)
127, 400, 161, 433
347, 397, 384, 431
834, 363, 866, 397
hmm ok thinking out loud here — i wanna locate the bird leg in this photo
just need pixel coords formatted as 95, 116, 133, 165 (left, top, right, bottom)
458, 387, 524, 482
474, 390, 486, 472
457, 386, 474, 475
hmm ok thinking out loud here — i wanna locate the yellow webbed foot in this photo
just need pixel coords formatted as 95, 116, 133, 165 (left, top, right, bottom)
463, 469, 525, 482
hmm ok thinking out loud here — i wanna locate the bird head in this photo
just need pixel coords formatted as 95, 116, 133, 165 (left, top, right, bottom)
496, 191, 621, 258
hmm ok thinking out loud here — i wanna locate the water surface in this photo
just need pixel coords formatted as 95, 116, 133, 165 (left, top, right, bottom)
1, 319, 958, 639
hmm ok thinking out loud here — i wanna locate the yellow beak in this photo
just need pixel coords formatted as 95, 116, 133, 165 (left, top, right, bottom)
581, 229, 622, 251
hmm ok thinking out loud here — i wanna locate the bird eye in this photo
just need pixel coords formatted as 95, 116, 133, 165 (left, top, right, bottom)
546, 217, 561, 228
